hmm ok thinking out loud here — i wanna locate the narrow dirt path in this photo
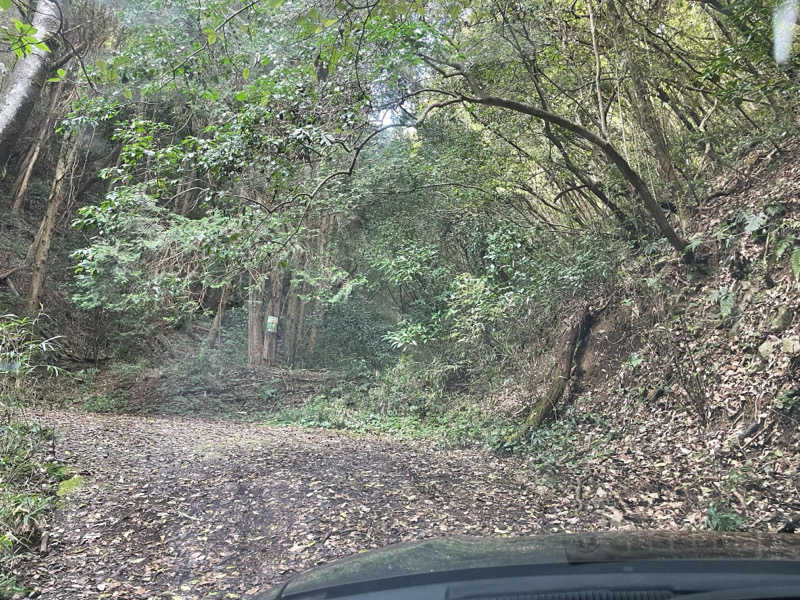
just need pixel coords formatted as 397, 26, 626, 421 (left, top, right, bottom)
16, 411, 566, 600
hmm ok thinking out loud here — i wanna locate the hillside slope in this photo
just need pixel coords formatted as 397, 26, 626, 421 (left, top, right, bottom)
540, 139, 800, 532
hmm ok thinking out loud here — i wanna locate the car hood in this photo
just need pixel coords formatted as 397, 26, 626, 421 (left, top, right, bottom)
275, 531, 800, 598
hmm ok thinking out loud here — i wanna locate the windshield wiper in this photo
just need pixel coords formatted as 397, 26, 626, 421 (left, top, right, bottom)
673, 587, 800, 600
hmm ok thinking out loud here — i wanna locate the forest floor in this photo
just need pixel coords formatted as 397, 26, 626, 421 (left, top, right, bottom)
13, 409, 577, 600
13, 330, 800, 600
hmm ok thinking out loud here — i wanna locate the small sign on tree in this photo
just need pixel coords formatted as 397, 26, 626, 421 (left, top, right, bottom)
266, 316, 278, 333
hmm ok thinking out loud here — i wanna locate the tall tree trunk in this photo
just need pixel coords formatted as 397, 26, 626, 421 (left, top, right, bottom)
206, 284, 229, 347
289, 293, 307, 367
283, 289, 298, 366
285, 282, 309, 368
0, 0, 64, 167
25, 131, 78, 313
305, 300, 319, 357
263, 270, 291, 366
11, 79, 64, 214
283, 248, 307, 366
263, 281, 278, 366
247, 276, 265, 366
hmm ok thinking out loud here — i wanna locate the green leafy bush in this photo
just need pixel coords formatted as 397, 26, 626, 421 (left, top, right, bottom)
81, 392, 126, 413
0, 420, 70, 572
307, 296, 395, 369
260, 386, 278, 402
0, 571, 27, 598
706, 501, 744, 531
269, 386, 516, 450
0, 313, 61, 405
0, 314, 67, 585
774, 387, 799, 411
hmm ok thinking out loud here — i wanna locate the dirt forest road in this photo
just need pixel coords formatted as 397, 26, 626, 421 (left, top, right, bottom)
15, 410, 575, 600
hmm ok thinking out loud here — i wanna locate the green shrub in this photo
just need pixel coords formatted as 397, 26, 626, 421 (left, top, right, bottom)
306, 296, 395, 369
0, 572, 27, 598
259, 386, 278, 402
0, 313, 61, 406
0, 492, 51, 547
774, 387, 799, 411
268, 390, 517, 450
0, 313, 68, 579
706, 501, 744, 531
0, 420, 70, 576
82, 392, 126, 413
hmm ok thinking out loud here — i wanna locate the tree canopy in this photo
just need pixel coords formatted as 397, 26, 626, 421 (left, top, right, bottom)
1, 0, 798, 370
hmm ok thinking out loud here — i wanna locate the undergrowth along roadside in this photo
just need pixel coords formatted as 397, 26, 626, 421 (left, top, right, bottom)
265, 383, 609, 462
0, 417, 74, 599
0, 314, 71, 598
267, 392, 520, 451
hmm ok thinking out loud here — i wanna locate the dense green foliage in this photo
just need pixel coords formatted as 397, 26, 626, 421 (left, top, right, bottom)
2, 0, 799, 415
